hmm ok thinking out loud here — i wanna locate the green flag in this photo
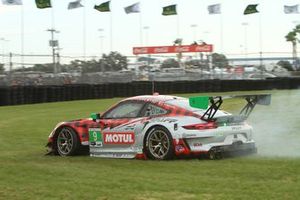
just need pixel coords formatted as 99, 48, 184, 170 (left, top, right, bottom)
244, 4, 258, 15
35, 0, 51, 9
162, 4, 177, 16
94, 1, 110, 12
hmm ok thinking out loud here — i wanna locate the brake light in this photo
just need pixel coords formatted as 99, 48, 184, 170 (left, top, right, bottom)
182, 122, 217, 130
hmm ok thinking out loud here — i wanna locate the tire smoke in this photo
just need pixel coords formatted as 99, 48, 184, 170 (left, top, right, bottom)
249, 90, 300, 157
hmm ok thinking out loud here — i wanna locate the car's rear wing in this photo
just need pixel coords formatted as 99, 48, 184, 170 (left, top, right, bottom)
189, 94, 271, 121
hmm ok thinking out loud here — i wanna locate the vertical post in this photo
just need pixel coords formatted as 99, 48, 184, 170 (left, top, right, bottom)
47, 29, 59, 74
98, 28, 104, 56
176, 14, 180, 39
190, 24, 197, 42
82, 0, 86, 61
21, 4, 24, 69
242, 22, 248, 77
219, 13, 223, 53
208, 54, 213, 79
9, 52, 12, 82
174, 39, 183, 68
190, 24, 198, 59
110, 12, 113, 52
143, 26, 149, 46
51, 31, 56, 74
242, 22, 248, 61
143, 26, 150, 66
139, 12, 143, 46
259, 12, 263, 76
292, 21, 300, 70
57, 50, 60, 73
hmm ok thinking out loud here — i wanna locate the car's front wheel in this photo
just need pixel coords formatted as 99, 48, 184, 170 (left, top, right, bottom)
144, 126, 174, 160
56, 127, 80, 156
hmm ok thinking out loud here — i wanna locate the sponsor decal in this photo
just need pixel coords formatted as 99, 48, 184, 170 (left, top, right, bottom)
231, 126, 242, 131
193, 142, 202, 147
89, 128, 103, 147
103, 132, 135, 144
133, 44, 213, 55
151, 118, 178, 123
175, 145, 185, 153
124, 124, 136, 131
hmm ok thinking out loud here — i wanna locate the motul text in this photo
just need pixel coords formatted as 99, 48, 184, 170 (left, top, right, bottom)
103, 132, 135, 144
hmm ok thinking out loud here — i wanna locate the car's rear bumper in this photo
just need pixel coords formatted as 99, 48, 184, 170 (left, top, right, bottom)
209, 141, 257, 157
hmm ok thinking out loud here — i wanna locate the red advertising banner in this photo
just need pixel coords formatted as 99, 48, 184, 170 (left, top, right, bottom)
133, 44, 213, 55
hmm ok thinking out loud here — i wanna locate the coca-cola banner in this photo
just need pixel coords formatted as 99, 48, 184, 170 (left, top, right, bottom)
133, 44, 213, 55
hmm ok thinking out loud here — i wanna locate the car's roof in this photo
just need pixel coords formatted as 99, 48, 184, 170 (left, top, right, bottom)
124, 95, 186, 103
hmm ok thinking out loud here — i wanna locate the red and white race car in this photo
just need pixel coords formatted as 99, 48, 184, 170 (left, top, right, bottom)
46, 94, 271, 160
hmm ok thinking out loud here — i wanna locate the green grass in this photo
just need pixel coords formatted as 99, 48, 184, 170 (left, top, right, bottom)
0, 90, 300, 200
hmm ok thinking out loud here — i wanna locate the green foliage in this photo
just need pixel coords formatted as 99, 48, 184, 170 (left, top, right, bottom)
185, 57, 209, 70
212, 53, 228, 68
185, 59, 201, 67
160, 58, 180, 68
12, 51, 128, 73
0, 63, 5, 73
13, 63, 54, 73
277, 60, 293, 71
285, 31, 297, 44
101, 51, 128, 71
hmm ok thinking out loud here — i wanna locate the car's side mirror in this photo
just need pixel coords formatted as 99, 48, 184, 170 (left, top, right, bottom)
90, 113, 101, 122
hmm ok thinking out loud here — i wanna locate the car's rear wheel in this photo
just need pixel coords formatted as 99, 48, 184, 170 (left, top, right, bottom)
207, 148, 223, 160
144, 126, 174, 160
56, 127, 80, 156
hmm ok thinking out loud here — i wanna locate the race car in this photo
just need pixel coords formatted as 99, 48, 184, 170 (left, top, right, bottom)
46, 94, 271, 160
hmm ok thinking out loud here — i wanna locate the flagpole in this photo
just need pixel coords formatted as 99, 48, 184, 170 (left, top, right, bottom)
219, 12, 223, 53
139, 12, 143, 46
21, 3, 24, 68
83, 0, 86, 61
176, 14, 180, 39
259, 11, 263, 76
51, 3, 54, 29
50, 4, 57, 74
110, 12, 113, 52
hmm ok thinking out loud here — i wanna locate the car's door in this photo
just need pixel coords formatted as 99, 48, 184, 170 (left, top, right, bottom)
91, 100, 147, 157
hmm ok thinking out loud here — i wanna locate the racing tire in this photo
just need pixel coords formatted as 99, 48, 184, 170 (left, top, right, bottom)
207, 148, 223, 160
144, 126, 174, 160
55, 127, 80, 156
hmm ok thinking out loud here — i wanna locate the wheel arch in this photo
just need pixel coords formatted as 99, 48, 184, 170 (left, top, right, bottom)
142, 124, 173, 152
52, 125, 80, 151
142, 124, 175, 160
53, 124, 78, 140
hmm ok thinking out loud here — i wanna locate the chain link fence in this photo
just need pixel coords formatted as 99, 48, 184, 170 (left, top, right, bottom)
0, 52, 298, 86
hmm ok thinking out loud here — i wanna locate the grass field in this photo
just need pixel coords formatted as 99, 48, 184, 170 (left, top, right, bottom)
0, 90, 300, 200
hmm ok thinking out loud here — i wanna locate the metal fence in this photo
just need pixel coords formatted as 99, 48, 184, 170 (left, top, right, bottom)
0, 52, 298, 86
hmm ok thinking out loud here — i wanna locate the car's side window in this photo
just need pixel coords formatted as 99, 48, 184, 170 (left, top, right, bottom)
145, 104, 168, 117
102, 101, 145, 119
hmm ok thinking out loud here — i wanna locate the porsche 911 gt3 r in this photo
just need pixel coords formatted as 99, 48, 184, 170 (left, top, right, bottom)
46, 94, 271, 160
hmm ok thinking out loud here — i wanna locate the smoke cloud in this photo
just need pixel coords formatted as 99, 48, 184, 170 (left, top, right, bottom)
248, 90, 300, 157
